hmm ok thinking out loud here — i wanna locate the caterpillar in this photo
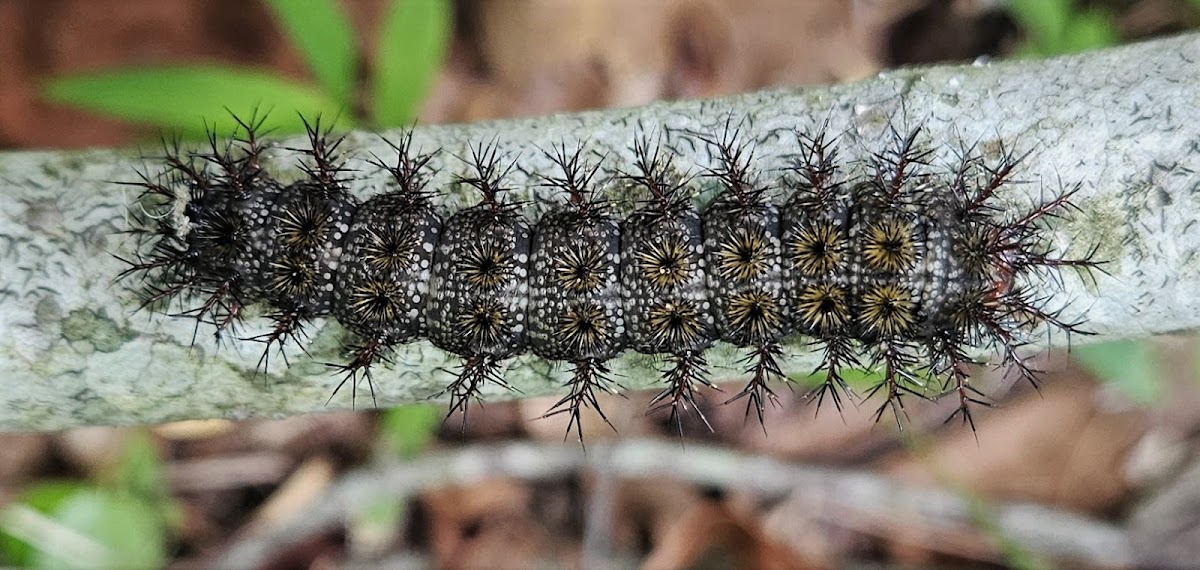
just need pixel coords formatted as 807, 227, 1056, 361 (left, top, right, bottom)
119, 112, 1093, 439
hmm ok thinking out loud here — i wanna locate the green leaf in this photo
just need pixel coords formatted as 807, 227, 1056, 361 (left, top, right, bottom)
0, 482, 85, 566
1074, 340, 1162, 405
110, 431, 164, 502
1, 487, 167, 570
1009, 0, 1071, 45
372, 0, 451, 127
264, 0, 357, 105
1062, 10, 1119, 54
348, 498, 407, 553
379, 404, 440, 458
107, 430, 182, 529
37, 490, 166, 570
42, 65, 350, 138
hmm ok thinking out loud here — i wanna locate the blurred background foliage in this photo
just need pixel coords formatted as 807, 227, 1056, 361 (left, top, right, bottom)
1, 0, 1199, 568
41, 0, 450, 137
20, 0, 1198, 145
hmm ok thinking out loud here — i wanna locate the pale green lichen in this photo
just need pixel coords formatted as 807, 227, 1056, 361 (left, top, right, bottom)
61, 309, 138, 353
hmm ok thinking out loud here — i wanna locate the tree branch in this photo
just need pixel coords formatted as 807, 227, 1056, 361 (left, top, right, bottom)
1, 33, 1198, 431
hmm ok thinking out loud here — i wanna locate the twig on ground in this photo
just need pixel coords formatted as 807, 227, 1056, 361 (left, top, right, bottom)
212, 440, 1135, 569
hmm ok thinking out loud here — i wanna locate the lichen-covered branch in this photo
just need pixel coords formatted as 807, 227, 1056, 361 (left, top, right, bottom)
1, 33, 1198, 432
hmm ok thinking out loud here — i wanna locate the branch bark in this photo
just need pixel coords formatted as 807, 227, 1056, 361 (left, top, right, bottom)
1, 33, 1198, 431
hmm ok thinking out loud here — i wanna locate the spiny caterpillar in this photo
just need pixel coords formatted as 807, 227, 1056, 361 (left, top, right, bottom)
119, 113, 1094, 439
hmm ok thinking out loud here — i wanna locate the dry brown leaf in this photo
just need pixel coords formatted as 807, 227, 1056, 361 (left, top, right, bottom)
880, 365, 1148, 515
420, 479, 580, 570
642, 499, 816, 569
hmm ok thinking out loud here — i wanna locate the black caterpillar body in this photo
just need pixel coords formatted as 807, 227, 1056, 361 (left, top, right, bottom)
121, 114, 1092, 438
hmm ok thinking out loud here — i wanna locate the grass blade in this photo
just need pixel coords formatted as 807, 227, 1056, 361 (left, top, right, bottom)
372, 0, 451, 127
42, 65, 350, 137
264, 0, 357, 106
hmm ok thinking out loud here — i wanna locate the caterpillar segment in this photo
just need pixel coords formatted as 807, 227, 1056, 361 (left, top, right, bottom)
619, 134, 718, 434
424, 141, 530, 425
529, 144, 625, 442
697, 126, 789, 429
781, 127, 858, 413
249, 118, 360, 374
327, 131, 442, 406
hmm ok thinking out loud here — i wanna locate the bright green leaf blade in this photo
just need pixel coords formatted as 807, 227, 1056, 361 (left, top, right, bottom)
111, 431, 166, 503
42, 65, 351, 137
1074, 340, 1162, 405
349, 499, 407, 551
108, 430, 183, 528
1062, 10, 1119, 54
264, 0, 357, 105
372, 0, 451, 127
379, 404, 440, 458
2, 487, 167, 570
29, 490, 167, 570
1008, 0, 1071, 46
0, 482, 87, 566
